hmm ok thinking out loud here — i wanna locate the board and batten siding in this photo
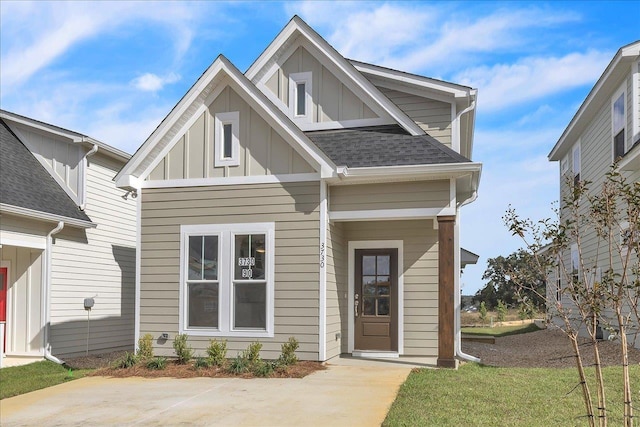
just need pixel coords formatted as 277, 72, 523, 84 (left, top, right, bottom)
329, 180, 450, 212
140, 181, 321, 360
264, 46, 379, 124
342, 220, 439, 356
377, 87, 452, 147
325, 221, 346, 360
49, 153, 136, 357
148, 85, 315, 181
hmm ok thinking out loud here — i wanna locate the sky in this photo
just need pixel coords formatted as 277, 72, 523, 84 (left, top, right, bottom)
1, 1, 639, 295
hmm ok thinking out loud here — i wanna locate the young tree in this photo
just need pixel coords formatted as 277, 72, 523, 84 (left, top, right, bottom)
503, 167, 639, 427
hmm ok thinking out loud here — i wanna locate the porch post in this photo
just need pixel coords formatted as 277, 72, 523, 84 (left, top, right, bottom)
437, 215, 456, 368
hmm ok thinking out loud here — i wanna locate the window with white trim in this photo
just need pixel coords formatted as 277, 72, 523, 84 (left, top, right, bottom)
572, 143, 581, 186
571, 243, 579, 284
612, 87, 626, 160
214, 111, 240, 167
180, 223, 275, 337
560, 154, 569, 176
289, 72, 312, 122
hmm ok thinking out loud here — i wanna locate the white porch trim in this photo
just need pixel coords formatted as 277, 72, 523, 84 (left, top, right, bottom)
330, 207, 454, 222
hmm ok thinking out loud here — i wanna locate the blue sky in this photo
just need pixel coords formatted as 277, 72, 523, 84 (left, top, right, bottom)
1, 1, 638, 295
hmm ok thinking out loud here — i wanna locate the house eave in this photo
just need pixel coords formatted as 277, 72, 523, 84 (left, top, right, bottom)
617, 141, 640, 171
0, 204, 96, 229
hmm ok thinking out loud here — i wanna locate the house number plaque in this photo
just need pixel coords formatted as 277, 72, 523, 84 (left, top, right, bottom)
238, 257, 255, 279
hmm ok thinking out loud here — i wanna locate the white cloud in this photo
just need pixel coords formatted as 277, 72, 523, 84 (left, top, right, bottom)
455, 50, 612, 111
131, 73, 181, 92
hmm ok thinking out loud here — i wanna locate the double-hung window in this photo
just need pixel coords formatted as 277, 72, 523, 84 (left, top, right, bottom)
612, 88, 626, 160
180, 223, 275, 337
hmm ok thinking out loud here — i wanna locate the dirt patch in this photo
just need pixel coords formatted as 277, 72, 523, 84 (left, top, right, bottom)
64, 351, 129, 370
462, 327, 640, 368
91, 360, 324, 379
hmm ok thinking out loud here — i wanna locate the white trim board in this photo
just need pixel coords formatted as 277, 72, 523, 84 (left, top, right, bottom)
330, 208, 454, 222
142, 173, 320, 189
347, 240, 404, 355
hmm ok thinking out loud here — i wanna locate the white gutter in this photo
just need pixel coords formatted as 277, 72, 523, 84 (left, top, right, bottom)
78, 143, 98, 211
44, 221, 65, 364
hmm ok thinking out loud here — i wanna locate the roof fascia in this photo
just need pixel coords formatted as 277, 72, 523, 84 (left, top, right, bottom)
1, 110, 130, 162
245, 16, 425, 136
549, 41, 640, 160
329, 162, 481, 184
351, 60, 474, 99
0, 204, 96, 229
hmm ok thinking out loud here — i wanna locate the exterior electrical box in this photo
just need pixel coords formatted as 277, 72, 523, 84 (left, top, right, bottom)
84, 298, 94, 310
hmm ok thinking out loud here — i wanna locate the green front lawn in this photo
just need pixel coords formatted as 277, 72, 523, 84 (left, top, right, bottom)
384, 363, 640, 426
0, 361, 92, 399
461, 322, 540, 337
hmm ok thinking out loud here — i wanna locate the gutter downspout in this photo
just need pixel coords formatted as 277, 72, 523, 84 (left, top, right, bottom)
455, 191, 481, 363
78, 144, 98, 211
44, 221, 65, 364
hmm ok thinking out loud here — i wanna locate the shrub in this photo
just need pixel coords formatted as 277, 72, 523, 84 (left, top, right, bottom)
518, 303, 528, 320
243, 341, 262, 365
496, 300, 507, 322
113, 352, 138, 369
252, 360, 274, 377
137, 333, 154, 360
173, 333, 193, 364
206, 339, 227, 367
479, 302, 488, 324
228, 354, 249, 374
194, 357, 212, 369
146, 357, 167, 370
278, 337, 299, 366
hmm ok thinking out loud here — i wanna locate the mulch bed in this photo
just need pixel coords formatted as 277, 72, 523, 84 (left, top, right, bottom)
462, 327, 640, 368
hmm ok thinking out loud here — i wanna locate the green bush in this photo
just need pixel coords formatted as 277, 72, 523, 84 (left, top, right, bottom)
173, 333, 193, 364
206, 339, 227, 367
146, 357, 167, 370
277, 337, 299, 366
243, 341, 262, 365
496, 300, 507, 322
479, 302, 488, 324
228, 354, 249, 374
252, 360, 275, 377
137, 333, 154, 360
194, 357, 212, 369
113, 352, 138, 369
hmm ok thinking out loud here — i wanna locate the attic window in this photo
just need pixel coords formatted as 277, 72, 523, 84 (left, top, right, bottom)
214, 111, 239, 167
289, 72, 312, 122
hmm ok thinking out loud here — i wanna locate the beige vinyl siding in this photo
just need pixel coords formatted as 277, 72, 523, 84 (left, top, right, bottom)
0, 245, 44, 355
148, 85, 315, 181
264, 46, 379, 124
49, 153, 136, 357
378, 87, 452, 147
329, 180, 450, 212
343, 220, 438, 356
140, 181, 321, 360
325, 221, 346, 360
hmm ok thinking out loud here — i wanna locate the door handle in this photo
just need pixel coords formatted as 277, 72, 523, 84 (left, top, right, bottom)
354, 293, 359, 317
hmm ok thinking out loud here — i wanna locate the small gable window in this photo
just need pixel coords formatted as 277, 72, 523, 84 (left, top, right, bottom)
214, 111, 239, 167
289, 72, 312, 122
612, 88, 626, 160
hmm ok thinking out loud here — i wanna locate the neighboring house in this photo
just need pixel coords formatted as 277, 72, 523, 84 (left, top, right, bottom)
0, 110, 136, 366
115, 16, 481, 367
547, 41, 640, 330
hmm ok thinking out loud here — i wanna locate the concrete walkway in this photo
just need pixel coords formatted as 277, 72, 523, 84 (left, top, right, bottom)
0, 360, 416, 427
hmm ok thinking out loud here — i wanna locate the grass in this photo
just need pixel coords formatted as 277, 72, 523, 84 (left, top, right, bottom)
383, 363, 640, 427
0, 361, 92, 400
461, 323, 540, 337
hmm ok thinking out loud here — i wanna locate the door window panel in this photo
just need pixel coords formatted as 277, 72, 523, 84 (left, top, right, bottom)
361, 254, 393, 317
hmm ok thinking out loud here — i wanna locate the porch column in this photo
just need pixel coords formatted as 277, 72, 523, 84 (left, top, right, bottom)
437, 215, 456, 368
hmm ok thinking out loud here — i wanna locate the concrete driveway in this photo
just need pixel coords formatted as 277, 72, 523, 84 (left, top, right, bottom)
0, 360, 419, 427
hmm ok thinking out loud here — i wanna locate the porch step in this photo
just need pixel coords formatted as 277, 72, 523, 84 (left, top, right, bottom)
461, 334, 496, 344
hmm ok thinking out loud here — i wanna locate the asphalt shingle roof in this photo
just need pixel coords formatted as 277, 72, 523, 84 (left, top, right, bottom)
0, 119, 92, 223
306, 125, 471, 168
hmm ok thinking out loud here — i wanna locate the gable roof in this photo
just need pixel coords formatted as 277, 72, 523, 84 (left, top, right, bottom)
306, 125, 471, 168
245, 15, 425, 136
548, 40, 640, 161
0, 119, 93, 227
115, 55, 337, 189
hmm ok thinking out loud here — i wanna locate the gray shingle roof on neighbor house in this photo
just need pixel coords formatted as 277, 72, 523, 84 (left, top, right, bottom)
0, 119, 92, 223
305, 125, 471, 168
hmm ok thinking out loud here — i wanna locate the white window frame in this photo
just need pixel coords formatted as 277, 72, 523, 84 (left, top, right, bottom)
179, 222, 275, 338
289, 72, 312, 123
214, 111, 240, 167
572, 142, 581, 184
612, 85, 627, 160
571, 243, 580, 284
